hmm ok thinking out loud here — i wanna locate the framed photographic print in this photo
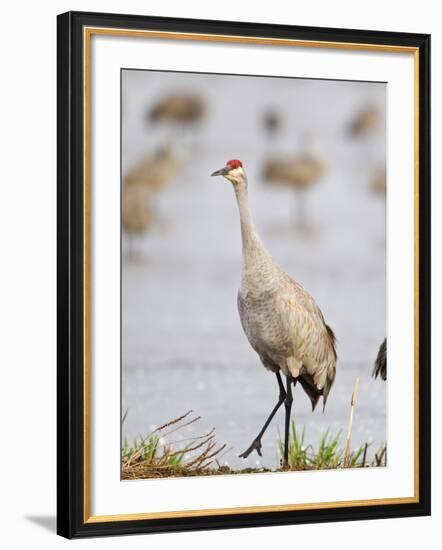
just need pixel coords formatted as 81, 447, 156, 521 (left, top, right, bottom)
57, 11, 431, 538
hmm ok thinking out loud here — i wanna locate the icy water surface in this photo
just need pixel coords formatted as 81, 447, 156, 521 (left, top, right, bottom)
122, 71, 386, 469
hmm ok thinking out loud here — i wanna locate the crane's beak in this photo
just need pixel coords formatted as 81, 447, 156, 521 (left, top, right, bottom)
211, 167, 229, 177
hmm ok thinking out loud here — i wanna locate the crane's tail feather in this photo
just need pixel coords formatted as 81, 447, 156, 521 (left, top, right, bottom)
372, 338, 387, 381
298, 322, 337, 413
325, 324, 337, 361
298, 376, 320, 412
321, 323, 337, 411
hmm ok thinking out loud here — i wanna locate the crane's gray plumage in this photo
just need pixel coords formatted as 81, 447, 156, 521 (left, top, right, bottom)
373, 338, 387, 381
237, 267, 336, 411
212, 160, 337, 464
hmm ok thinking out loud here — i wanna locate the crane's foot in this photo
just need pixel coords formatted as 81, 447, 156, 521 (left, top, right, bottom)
239, 438, 262, 459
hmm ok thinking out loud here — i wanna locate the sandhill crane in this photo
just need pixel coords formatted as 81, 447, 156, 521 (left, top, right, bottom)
348, 105, 381, 138
348, 105, 382, 169
122, 182, 153, 256
262, 110, 282, 137
122, 145, 180, 255
262, 134, 325, 226
148, 93, 206, 144
371, 166, 386, 195
211, 159, 337, 467
124, 145, 181, 193
373, 338, 387, 381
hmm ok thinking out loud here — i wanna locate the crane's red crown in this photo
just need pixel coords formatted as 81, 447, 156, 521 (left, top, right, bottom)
227, 159, 243, 170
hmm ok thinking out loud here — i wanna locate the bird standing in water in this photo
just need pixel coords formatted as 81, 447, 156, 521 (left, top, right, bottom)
262, 132, 326, 227
373, 338, 387, 381
211, 160, 337, 467
122, 182, 153, 257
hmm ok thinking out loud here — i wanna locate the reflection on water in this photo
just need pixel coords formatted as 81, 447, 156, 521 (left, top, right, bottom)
122, 70, 386, 469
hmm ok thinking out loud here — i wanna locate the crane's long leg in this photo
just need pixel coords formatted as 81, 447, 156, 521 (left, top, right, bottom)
239, 372, 286, 459
295, 189, 306, 227
283, 376, 294, 468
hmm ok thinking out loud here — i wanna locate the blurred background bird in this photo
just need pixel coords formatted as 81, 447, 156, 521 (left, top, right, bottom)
371, 165, 386, 196
124, 145, 182, 193
147, 93, 207, 146
122, 183, 154, 257
262, 130, 326, 227
348, 105, 381, 139
262, 109, 282, 139
122, 145, 182, 257
347, 103, 384, 173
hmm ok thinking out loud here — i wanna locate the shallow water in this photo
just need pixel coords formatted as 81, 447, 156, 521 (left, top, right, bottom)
121, 70, 386, 469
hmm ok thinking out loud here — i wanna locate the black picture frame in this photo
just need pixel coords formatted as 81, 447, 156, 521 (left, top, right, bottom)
57, 10, 431, 539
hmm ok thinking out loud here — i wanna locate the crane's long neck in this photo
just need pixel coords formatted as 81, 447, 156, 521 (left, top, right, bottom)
233, 180, 271, 269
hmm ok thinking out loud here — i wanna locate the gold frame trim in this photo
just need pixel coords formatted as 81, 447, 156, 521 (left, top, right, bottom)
83, 27, 420, 524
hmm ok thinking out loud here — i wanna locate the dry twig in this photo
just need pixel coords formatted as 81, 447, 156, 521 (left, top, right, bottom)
343, 378, 360, 468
